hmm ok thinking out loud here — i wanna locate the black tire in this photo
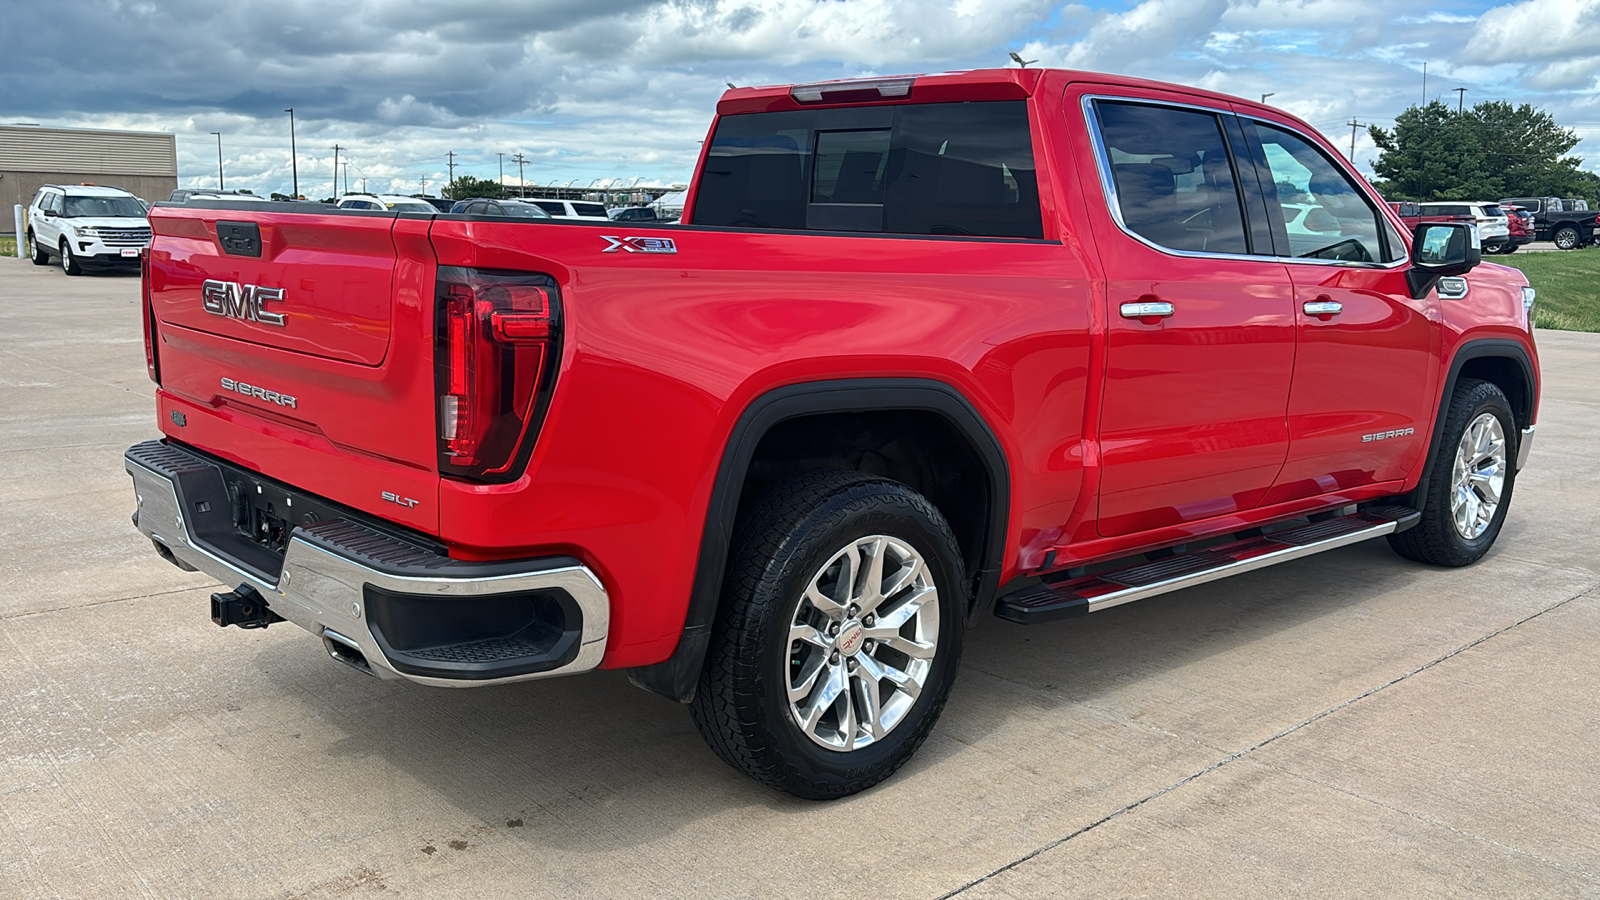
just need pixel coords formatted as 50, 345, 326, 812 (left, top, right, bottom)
28, 232, 49, 266
1388, 378, 1518, 567
690, 469, 968, 800
1552, 226, 1580, 250
1501, 243, 1518, 255
59, 240, 82, 276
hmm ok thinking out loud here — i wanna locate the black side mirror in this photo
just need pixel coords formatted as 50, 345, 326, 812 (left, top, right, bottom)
1407, 221, 1481, 299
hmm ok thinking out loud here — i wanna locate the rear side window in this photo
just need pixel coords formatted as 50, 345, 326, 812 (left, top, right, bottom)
572, 202, 607, 217
692, 100, 1042, 239
533, 201, 564, 215
1091, 101, 1249, 255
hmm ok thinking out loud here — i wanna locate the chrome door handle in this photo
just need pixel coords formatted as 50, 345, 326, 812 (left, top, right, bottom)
1303, 300, 1343, 316
1120, 301, 1175, 319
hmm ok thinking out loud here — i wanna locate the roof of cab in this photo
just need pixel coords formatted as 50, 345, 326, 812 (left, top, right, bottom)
714, 67, 1279, 119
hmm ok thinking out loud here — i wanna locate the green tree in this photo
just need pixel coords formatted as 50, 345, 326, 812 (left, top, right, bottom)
447, 175, 506, 200
1370, 100, 1594, 202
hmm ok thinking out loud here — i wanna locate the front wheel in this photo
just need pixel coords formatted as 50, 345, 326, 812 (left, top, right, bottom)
1389, 378, 1517, 566
59, 240, 82, 276
691, 469, 967, 800
1552, 226, 1580, 250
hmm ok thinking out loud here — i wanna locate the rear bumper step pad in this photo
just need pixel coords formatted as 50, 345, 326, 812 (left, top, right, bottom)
996, 506, 1421, 625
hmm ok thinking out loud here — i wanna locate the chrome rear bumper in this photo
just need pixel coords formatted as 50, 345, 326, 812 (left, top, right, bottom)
126, 441, 609, 687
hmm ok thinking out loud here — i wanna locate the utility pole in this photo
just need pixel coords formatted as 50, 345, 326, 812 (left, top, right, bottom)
1347, 119, 1368, 162
1453, 87, 1468, 113
285, 108, 298, 199
420, 178, 428, 195
497, 152, 505, 195
209, 132, 224, 190
446, 150, 456, 199
331, 144, 343, 199
513, 153, 527, 198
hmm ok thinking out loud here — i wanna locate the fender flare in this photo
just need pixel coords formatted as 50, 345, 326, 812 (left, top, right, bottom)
1405, 338, 1537, 508
626, 377, 1011, 702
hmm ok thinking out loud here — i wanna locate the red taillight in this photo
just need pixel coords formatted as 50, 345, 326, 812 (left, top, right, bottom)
435, 267, 560, 482
141, 251, 160, 384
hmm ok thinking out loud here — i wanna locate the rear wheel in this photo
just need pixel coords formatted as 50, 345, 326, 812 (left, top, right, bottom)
1500, 243, 1519, 254
59, 240, 82, 276
28, 232, 49, 265
690, 469, 967, 800
1553, 226, 1580, 250
1389, 379, 1517, 566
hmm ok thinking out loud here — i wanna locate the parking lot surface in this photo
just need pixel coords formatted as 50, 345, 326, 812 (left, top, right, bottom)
2, 257, 1597, 899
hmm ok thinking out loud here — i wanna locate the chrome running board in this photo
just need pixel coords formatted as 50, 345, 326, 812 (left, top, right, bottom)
995, 506, 1421, 625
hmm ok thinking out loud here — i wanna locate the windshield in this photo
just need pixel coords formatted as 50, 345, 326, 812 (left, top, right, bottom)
62, 196, 147, 218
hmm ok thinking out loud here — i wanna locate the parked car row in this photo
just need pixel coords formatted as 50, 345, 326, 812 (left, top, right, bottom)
1498, 196, 1599, 250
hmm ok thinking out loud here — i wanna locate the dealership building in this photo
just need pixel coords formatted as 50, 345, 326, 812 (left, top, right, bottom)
1, 125, 177, 226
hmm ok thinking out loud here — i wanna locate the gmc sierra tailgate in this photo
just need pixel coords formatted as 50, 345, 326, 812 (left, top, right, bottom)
145, 203, 440, 535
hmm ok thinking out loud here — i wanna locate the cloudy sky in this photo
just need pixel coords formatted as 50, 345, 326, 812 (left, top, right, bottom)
7, 0, 1600, 198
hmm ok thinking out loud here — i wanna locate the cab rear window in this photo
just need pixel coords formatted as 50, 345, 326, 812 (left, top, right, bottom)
692, 100, 1043, 239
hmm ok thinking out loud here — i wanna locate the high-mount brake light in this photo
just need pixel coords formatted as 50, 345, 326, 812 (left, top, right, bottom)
789, 77, 914, 103
435, 267, 561, 482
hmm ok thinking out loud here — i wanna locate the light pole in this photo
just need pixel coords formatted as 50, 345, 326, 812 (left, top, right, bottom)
332, 144, 343, 199
285, 108, 299, 199
1260, 93, 1275, 104
1453, 87, 1468, 113
497, 152, 504, 194
209, 132, 224, 190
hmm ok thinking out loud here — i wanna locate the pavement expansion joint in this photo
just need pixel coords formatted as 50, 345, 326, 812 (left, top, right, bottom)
1, 584, 212, 622
936, 583, 1599, 899
1261, 762, 1600, 883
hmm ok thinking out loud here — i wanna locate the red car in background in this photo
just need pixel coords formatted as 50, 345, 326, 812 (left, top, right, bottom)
1502, 205, 1536, 253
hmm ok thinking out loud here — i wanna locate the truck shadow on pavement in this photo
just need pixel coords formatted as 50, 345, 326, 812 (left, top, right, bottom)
248, 538, 1456, 848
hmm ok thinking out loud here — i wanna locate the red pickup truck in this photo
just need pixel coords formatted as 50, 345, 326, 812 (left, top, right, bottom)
128, 68, 1540, 799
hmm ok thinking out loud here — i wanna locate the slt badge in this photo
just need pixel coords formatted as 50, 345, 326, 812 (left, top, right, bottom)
601, 235, 677, 254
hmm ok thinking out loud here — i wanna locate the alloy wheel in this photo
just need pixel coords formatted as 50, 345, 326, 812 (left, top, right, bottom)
786, 535, 940, 752
1450, 411, 1506, 540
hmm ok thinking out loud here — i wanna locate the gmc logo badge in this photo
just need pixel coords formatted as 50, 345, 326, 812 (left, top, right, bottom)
202, 279, 287, 327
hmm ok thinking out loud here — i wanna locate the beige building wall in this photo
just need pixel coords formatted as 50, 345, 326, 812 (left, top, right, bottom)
1, 126, 178, 230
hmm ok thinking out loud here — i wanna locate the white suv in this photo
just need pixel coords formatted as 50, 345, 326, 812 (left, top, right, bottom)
335, 193, 439, 213
526, 198, 611, 221
1415, 202, 1511, 253
27, 184, 151, 275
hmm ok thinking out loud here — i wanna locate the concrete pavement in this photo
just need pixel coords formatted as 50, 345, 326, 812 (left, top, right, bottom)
2, 257, 1596, 899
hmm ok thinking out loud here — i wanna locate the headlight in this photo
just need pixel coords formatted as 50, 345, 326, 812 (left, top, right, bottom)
75, 226, 99, 238
1521, 285, 1536, 330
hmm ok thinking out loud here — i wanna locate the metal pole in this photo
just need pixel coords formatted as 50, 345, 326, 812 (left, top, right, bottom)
210, 132, 224, 190
13, 205, 26, 259
498, 153, 504, 194
1422, 63, 1426, 105
446, 151, 455, 199
331, 144, 342, 199
1454, 87, 1467, 113
285, 108, 298, 198
343, 162, 349, 196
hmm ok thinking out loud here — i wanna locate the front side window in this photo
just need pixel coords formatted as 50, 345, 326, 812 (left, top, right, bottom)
1092, 101, 1249, 255
1256, 124, 1396, 263
692, 100, 1042, 239
533, 201, 564, 215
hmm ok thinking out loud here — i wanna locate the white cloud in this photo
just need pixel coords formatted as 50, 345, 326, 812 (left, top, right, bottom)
1467, 0, 1600, 63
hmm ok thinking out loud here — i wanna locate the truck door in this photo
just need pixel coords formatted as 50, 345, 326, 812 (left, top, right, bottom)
1238, 117, 1438, 502
1075, 92, 1297, 537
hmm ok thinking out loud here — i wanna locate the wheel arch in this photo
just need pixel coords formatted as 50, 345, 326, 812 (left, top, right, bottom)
1405, 338, 1537, 509
627, 377, 1012, 702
